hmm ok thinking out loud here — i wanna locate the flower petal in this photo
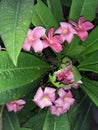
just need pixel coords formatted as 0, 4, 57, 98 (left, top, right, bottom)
77, 31, 88, 41
58, 88, 66, 97
78, 16, 85, 24
22, 39, 31, 51
33, 26, 46, 39
82, 22, 94, 30
31, 39, 44, 52
33, 87, 43, 101
48, 28, 54, 39
69, 20, 78, 27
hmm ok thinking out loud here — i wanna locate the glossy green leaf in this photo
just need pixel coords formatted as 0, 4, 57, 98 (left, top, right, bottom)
0, 51, 49, 92
79, 26, 98, 56
32, 1, 58, 29
0, 79, 40, 105
61, 0, 72, 7
64, 36, 85, 58
68, 93, 91, 130
19, 128, 32, 130
0, 0, 34, 65
24, 110, 47, 130
43, 110, 70, 130
3, 110, 20, 130
47, 0, 64, 22
78, 51, 98, 67
81, 77, 98, 106
69, 0, 98, 21
78, 64, 98, 73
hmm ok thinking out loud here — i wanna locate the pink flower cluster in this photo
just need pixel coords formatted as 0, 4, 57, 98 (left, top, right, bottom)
33, 87, 75, 116
6, 99, 26, 112
23, 16, 94, 53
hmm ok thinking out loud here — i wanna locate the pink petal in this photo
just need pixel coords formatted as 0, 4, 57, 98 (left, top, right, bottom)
36, 98, 52, 109
33, 26, 46, 39
68, 98, 75, 106
6, 104, 14, 112
69, 20, 78, 27
50, 42, 62, 52
42, 40, 49, 48
78, 16, 85, 24
48, 28, 54, 39
31, 39, 44, 52
55, 27, 63, 34
60, 22, 71, 28
82, 22, 94, 30
23, 40, 31, 51
50, 105, 57, 115
16, 100, 26, 105
27, 29, 34, 37
44, 87, 56, 94
63, 33, 74, 43
33, 87, 43, 101
77, 31, 88, 41
63, 102, 70, 110
67, 91, 73, 98
58, 88, 66, 97
55, 98, 64, 106
53, 35, 63, 44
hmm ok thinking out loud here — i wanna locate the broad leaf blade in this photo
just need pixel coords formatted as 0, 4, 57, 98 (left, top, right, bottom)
32, 1, 58, 29
0, 79, 40, 104
0, 0, 34, 65
79, 26, 98, 57
47, 0, 64, 22
0, 51, 49, 92
69, 0, 98, 21
3, 109, 20, 130
81, 77, 98, 106
43, 110, 70, 130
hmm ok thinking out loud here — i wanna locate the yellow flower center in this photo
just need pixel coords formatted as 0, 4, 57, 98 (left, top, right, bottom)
29, 36, 34, 41
43, 96, 49, 101
57, 107, 62, 111
63, 29, 68, 34
64, 97, 69, 101
49, 40, 53, 44
78, 25, 82, 29
13, 103, 17, 107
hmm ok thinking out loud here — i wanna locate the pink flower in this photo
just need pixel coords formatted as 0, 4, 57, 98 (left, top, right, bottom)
55, 22, 77, 43
57, 88, 75, 106
33, 87, 56, 109
69, 16, 94, 41
42, 28, 63, 52
6, 99, 26, 112
23, 26, 46, 52
71, 80, 82, 89
50, 89, 75, 116
50, 105, 68, 116
56, 68, 74, 84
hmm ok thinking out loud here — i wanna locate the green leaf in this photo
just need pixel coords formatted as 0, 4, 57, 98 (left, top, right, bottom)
69, 0, 98, 21
61, 0, 72, 7
78, 51, 98, 67
81, 77, 98, 106
32, 1, 58, 29
19, 128, 32, 130
43, 110, 70, 130
47, 0, 64, 22
79, 26, 98, 56
78, 64, 98, 73
0, 79, 40, 105
3, 109, 20, 130
0, 51, 49, 92
64, 36, 85, 58
24, 110, 47, 130
0, 0, 34, 65
68, 93, 91, 130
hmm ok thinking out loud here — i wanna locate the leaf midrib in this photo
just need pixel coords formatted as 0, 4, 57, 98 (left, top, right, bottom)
12, 0, 20, 60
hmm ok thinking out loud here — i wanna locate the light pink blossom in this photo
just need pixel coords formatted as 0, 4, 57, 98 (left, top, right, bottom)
71, 80, 82, 89
69, 16, 94, 41
23, 26, 46, 52
6, 99, 26, 112
57, 88, 75, 106
42, 28, 63, 52
55, 22, 77, 43
33, 87, 56, 109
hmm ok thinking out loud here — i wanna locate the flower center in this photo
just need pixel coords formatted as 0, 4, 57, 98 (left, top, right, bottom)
43, 95, 49, 101
78, 25, 82, 29
63, 29, 68, 34
49, 40, 53, 44
57, 107, 62, 111
64, 97, 69, 101
13, 103, 17, 107
29, 36, 34, 41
